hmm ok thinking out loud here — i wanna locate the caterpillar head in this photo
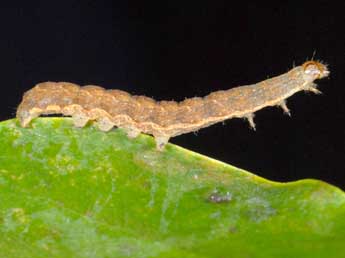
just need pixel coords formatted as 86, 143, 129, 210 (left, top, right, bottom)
302, 61, 330, 82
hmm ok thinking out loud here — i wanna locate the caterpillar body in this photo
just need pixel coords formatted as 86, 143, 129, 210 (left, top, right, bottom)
16, 61, 329, 150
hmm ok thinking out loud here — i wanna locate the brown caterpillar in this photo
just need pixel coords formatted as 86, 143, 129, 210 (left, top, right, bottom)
16, 61, 329, 150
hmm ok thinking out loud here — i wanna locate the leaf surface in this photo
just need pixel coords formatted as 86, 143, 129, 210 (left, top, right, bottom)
0, 118, 344, 258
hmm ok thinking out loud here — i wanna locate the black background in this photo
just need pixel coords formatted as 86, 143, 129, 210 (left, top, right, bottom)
0, 2, 344, 189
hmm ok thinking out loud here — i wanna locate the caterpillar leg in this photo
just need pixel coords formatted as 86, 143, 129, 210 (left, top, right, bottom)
96, 117, 115, 131
304, 83, 322, 95
126, 128, 141, 138
245, 113, 256, 131
72, 112, 90, 127
154, 135, 170, 151
278, 100, 291, 116
63, 105, 89, 127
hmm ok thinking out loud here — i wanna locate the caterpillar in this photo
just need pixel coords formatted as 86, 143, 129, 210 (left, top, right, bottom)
16, 61, 329, 150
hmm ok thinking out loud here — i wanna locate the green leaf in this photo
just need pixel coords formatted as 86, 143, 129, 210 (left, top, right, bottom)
0, 118, 344, 258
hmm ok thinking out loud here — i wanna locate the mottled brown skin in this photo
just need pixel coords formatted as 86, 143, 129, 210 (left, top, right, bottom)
16, 61, 329, 150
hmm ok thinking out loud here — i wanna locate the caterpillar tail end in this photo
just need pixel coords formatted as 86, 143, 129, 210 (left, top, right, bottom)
16, 106, 39, 128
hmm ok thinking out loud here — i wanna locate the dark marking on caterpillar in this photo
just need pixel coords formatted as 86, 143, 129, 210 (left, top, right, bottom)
16, 61, 329, 150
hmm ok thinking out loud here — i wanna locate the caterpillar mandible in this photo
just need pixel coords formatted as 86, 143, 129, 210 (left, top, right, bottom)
16, 60, 329, 150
